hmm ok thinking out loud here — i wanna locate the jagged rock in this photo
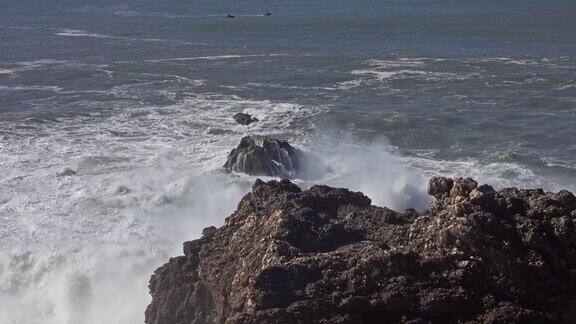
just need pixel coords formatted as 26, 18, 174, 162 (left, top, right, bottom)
450, 177, 478, 197
233, 113, 258, 125
223, 136, 306, 178
146, 177, 576, 324
427, 176, 453, 199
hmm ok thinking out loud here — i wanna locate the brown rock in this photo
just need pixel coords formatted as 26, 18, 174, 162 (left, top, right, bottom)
427, 176, 453, 199
450, 177, 478, 198
146, 177, 576, 324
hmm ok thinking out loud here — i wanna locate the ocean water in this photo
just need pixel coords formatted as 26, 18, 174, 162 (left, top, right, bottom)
1, 0, 575, 323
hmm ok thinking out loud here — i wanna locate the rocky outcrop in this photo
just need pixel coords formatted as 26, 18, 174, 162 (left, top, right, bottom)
146, 177, 576, 324
233, 113, 258, 125
223, 136, 306, 178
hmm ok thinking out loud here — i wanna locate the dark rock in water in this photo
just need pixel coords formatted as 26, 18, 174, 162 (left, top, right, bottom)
146, 177, 576, 324
114, 185, 131, 195
207, 127, 235, 135
233, 113, 258, 125
57, 167, 77, 177
223, 136, 306, 178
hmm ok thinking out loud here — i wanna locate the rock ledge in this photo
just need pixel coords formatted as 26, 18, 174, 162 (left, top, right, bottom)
146, 177, 576, 324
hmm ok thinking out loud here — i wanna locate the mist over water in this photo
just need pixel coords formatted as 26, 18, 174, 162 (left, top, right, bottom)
1, 0, 575, 323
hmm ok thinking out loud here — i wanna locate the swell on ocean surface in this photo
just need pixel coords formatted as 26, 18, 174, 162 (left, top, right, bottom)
51, 28, 212, 46
1, 3, 575, 320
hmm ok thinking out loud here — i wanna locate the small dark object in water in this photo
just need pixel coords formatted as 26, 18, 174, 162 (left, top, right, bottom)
57, 167, 77, 177
115, 185, 131, 195
227, 14, 235, 18
233, 112, 258, 125
265, 11, 272, 16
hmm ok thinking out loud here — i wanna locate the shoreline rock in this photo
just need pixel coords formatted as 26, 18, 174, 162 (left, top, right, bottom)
223, 136, 309, 179
233, 113, 258, 125
146, 177, 576, 323
56, 167, 77, 177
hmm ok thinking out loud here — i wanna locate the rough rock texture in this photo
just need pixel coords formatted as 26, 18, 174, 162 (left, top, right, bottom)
233, 113, 258, 125
223, 136, 303, 178
146, 177, 576, 324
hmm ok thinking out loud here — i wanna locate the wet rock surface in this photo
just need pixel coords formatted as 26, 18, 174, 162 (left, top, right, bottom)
223, 136, 304, 178
57, 167, 77, 177
233, 113, 258, 125
146, 177, 576, 324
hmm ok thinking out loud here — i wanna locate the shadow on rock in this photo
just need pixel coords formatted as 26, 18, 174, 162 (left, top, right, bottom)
223, 136, 327, 180
146, 176, 576, 324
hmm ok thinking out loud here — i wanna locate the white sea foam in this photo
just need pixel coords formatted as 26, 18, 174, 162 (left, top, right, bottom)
352, 68, 466, 82
0, 68, 16, 75
364, 58, 428, 68
0, 85, 63, 92
55, 29, 114, 39
2, 55, 574, 323
541, 157, 576, 170
53, 29, 210, 46
334, 79, 364, 90
1, 92, 322, 323
0, 60, 64, 77
143, 53, 297, 63
0, 85, 113, 97
345, 57, 479, 88
311, 138, 430, 211
402, 154, 576, 193
0, 59, 113, 81
557, 83, 576, 90
244, 82, 340, 91
349, 56, 573, 89
0, 171, 246, 324
0, 25, 36, 30
306, 135, 574, 212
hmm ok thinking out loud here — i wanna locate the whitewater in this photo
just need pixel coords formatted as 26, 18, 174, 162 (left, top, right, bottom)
1, 0, 576, 323
1, 73, 572, 323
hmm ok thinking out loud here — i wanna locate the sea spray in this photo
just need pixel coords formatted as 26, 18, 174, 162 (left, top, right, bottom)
0, 171, 247, 324
310, 135, 430, 211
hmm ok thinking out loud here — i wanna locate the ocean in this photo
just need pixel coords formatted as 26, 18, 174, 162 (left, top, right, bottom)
1, 0, 575, 323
